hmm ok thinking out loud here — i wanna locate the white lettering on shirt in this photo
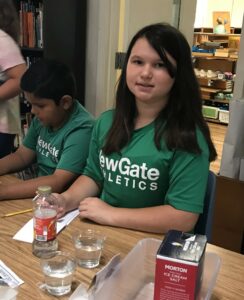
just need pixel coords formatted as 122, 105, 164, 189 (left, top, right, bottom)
99, 150, 160, 191
37, 136, 60, 159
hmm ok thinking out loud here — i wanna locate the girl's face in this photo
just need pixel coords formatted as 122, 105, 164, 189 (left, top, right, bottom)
126, 37, 176, 109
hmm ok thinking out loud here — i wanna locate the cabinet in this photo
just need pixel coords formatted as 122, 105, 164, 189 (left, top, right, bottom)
192, 28, 241, 124
212, 176, 244, 254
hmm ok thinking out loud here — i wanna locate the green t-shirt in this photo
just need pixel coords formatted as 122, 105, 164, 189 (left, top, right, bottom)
83, 110, 210, 213
23, 100, 94, 176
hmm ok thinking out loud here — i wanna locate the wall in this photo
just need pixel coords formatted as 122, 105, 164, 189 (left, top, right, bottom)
179, 0, 197, 46
85, 0, 120, 116
194, 0, 244, 28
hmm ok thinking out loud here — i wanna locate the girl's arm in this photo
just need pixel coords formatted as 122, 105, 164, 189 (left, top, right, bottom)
0, 63, 26, 101
78, 197, 199, 234
107, 204, 198, 233
58, 175, 100, 213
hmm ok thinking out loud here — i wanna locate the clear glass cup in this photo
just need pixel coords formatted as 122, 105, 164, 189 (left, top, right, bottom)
40, 251, 76, 296
72, 229, 106, 268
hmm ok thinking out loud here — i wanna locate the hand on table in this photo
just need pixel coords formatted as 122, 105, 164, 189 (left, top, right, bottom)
78, 197, 115, 225
52, 193, 66, 219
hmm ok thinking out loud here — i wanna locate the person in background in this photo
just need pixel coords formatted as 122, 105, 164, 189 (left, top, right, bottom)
0, 58, 94, 200
55, 23, 217, 233
0, 0, 27, 158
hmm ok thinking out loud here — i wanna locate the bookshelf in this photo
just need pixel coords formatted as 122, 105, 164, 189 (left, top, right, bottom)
15, 0, 87, 107
18, 1, 43, 50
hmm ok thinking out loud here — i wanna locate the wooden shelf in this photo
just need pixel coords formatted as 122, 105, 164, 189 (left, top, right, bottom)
194, 32, 241, 37
192, 52, 214, 58
192, 54, 238, 61
211, 98, 230, 104
203, 98, 230, 104
197, 77, 233, 90
194, 26, 241, 34
193, 31, 241, 57
205, 117, 228, 125
201, 87, 222, 93
21, 47, 43, 52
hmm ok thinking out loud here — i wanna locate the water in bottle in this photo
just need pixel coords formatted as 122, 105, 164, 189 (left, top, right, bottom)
32, 185, 58, 258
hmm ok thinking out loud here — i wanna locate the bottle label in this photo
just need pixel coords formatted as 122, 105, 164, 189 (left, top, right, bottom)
33, 211, 57, 241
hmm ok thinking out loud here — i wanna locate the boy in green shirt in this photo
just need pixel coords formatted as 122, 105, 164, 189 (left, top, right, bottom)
0, 59, 94, 200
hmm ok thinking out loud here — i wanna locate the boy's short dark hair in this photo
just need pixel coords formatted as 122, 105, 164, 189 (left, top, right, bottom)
20, 58, 76, 104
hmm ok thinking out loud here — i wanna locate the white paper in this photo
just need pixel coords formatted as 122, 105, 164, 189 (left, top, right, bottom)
0, 260, 24, 288
13, 209, 79, 243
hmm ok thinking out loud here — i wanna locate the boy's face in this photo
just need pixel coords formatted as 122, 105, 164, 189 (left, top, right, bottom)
24, 92, 69, 130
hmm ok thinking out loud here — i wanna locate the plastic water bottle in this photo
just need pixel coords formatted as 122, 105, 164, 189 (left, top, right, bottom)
32, 186, 58, 258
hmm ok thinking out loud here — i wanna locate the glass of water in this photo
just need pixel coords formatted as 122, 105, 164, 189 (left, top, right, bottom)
40, 251, 76, 296
72, 229, 106, 268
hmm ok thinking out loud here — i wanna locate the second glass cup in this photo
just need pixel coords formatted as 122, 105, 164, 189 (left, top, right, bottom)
40, 251, 76, 296
72, 229, 106, 268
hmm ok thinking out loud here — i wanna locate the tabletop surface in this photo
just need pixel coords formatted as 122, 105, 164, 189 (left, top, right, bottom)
0, 175, 244, 300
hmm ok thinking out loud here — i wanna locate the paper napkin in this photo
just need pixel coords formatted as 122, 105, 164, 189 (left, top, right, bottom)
13, 209, 79, 243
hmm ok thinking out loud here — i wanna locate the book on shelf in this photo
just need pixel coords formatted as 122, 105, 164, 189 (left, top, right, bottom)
35, 6, 43, 48
25, 56, 40, 68
214, 52, 229, 58
214, 48, 239, 59
19, 1, 43, 49
27, 11, 35, 48
192, 52, 214, 57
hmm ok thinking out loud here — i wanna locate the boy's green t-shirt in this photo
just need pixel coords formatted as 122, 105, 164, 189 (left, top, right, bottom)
83, 110, 210, 213
23, 100, 94, 176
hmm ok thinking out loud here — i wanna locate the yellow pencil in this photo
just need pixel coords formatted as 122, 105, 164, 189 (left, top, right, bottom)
2, 208, 33, 218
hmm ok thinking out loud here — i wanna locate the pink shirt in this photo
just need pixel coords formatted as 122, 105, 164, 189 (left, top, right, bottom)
0, 29, 25, 134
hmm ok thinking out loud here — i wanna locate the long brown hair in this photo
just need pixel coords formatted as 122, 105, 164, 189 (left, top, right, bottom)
103, 23, 217, 162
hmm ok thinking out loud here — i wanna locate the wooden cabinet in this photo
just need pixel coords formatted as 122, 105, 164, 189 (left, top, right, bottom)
192, 29, 241, 124
212, 175, 244, 254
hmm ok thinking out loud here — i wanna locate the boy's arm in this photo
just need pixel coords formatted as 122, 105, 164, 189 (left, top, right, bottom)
0, 145, 36, 176
0, 168, 79, 201
0, 144, 79, 200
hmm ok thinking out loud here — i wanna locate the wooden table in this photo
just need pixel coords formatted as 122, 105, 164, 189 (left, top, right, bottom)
0, 175, 244, 299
